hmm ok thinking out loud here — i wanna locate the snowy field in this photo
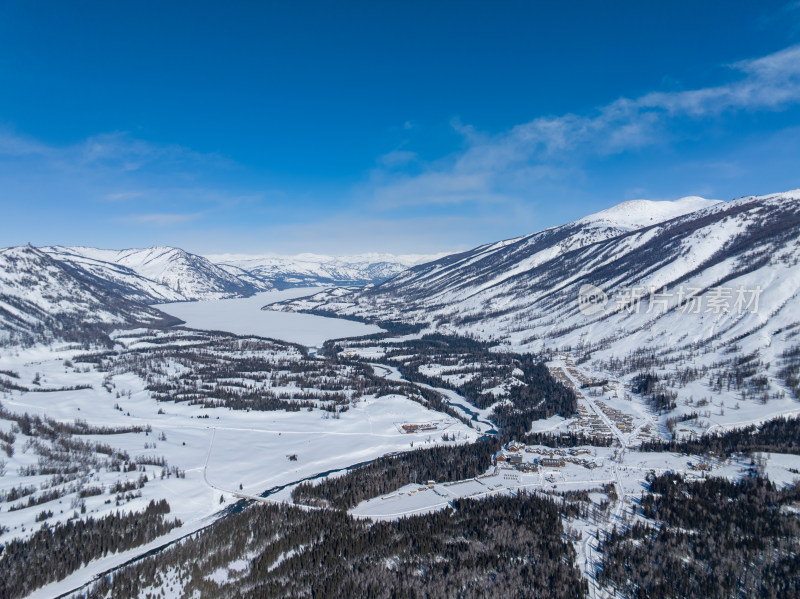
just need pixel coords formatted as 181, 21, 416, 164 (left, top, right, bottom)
0, 340, 476, 598
155, 288, 383, 347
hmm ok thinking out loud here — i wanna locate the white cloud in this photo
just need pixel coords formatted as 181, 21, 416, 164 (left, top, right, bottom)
0, 127, 227, 173
122, 212, 204, 226
75, 132, 230, 172
0, 129, 52, 157
104, 191, 145, 201
368, 44, 800, 208
378, 150, 418, 168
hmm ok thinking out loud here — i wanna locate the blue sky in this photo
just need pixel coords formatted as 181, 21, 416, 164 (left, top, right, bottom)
1, 1, 800, 254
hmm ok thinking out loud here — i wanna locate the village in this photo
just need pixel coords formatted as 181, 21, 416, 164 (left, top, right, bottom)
494, 440, 600, 472
546, 357, 659, 447
345, 432, 780, 524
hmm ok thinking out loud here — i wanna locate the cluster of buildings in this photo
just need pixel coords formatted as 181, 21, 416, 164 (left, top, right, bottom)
548, 361, 607, 393
567, 404, 615, 442
400, 422, 440, 434
550, 362, 622, 442
688, 461, 713, 472
636, 424, 655, 442
549, 359, 657, 446
560, 359, 606, 389
493, 442, 599, 471
595, 400, 658, 444
596, 402, 634, 433
549, 364, 577, 389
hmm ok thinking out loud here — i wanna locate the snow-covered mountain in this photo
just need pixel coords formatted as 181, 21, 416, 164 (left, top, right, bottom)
43, 246, 269, 303
269, 191, 800, 390
37, 247, 441, 303
0, 246, 176, 343
205, 252, 450, 289
574, 196, 721, 229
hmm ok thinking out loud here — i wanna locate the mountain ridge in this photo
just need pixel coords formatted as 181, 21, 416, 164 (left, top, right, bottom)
0, 245, 177, 343
34, 246, 445, 302
205, 251, 451, 289
267, 190, 800, 407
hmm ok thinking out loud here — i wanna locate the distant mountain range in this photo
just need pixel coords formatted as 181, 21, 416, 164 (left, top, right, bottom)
34, 246, 444, 304
4, 190, 800, 375
205, 252, 448, 289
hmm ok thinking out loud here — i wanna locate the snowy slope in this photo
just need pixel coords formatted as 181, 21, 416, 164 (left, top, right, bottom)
576, 196, 721, 229
44, 246, 266, 302
0, 246, 175, 342
206, 252, 450, 288
269, 191, 800, 403
314, 196, 720, 305
41, 246, 187, 304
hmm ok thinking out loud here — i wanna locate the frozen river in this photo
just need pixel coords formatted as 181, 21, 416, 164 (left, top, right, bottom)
154, 287, 382, 347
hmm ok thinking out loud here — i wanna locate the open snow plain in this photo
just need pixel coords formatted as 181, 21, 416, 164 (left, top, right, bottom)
155, 288, 382, 346
0, 314, 473, 597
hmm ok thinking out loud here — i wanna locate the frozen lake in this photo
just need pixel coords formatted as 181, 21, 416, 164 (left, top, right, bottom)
154, 287, 382, 347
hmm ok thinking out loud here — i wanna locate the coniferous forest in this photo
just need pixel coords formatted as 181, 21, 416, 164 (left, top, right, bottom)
328, 333, 578, 439
0, 499, 179, 599
598, 474, 800, 599
292, 439, 500, 509
86, 494, 587, 599
641, 415, 800, 457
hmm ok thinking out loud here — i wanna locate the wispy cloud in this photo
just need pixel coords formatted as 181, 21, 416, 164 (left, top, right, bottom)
75, 132, 231, 172
0, 128, 228, 173
122, 212, 204, 226
104, 191, 145, 202
367, 44, 800, 209
4, 43, 800, 254
378, 150, 418, 168
0, 129, 51, 157
0, 127, 243, 237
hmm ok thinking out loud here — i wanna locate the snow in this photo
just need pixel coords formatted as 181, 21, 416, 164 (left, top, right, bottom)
44, 245, 257, 301
25, 525, 209, 599
205, 251, 449, 271
204, 251, 451, 286
155, 288, 382, 346
0, 246, 163, 338
577, 196, 722, 230
272, 190, 800, 440
0, 338, 479, 598
5, 190, 800, 597
348, 443, 758, 521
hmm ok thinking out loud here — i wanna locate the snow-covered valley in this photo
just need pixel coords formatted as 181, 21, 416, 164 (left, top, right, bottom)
2, 191, 800, 599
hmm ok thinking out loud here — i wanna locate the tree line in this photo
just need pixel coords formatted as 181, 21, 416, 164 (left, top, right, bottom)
598, 473, 800, 598
292, 439, 500, 510
86, 494, 586, 599
0, 499, 180, 599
